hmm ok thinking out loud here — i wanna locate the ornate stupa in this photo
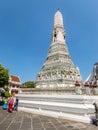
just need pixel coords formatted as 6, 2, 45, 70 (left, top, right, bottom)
36, 10, 82, 88
84, 62, 98, 87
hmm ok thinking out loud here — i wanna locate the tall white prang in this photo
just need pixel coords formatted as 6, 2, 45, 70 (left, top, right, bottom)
36, 10, 82, 88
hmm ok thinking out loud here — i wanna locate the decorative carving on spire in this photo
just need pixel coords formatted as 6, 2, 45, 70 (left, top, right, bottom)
57, 31, 65, 42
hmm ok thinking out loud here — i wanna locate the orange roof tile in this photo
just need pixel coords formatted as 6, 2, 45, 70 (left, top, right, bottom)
10, 75, 20, 82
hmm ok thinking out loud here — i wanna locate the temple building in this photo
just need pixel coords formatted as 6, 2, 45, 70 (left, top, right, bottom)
9, 75, 26, 94
9, 75, 22, 88
94, 62, 98, 79
36, 10, 82, 88
84, 62, 98, 87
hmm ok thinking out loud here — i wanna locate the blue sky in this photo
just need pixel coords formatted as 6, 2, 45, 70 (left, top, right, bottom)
0, 0, 98, 83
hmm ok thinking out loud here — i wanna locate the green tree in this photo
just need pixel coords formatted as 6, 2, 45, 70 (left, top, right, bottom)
0, 64, 9, 88
23, 81, 35, 88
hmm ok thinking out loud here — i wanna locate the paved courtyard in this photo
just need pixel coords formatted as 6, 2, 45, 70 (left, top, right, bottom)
0, 106, 98, 130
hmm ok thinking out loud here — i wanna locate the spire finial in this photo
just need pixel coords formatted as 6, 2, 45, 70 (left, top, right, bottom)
54, 10, 63, 26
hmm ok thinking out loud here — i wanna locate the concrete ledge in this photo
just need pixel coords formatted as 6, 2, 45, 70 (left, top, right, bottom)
19, 107, 91, 123
17, 94, 98, 123
19, 100, 91, 115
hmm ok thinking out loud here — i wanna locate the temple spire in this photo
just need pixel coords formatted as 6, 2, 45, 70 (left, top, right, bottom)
36, 11, 82, 88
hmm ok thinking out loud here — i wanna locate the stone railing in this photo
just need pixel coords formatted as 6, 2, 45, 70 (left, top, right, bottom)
20, 87, 98, 95
20, 87, 76, 95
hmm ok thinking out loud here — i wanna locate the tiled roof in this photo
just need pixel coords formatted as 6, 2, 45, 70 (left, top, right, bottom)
10, 75, 20, 82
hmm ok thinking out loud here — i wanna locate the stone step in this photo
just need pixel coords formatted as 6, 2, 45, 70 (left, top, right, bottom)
19, 107, 91, 123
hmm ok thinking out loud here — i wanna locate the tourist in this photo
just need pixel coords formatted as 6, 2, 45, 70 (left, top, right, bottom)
2, 97, 8, 110
7, 96, 14, 112
13, 96, 19, 111
93, 102, 98, 126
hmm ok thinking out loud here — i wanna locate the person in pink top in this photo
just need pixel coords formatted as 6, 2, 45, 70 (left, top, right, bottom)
8, 96, 14, 112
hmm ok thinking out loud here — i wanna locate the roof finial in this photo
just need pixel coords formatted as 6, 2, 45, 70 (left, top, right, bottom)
54, 10, 63, 26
